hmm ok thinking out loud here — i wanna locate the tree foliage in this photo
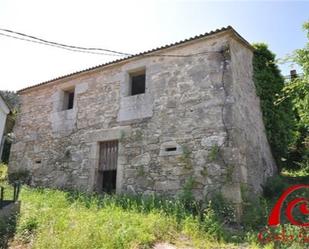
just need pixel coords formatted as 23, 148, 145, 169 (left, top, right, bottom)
277, 21, 309, 167
252, 43, 295, 169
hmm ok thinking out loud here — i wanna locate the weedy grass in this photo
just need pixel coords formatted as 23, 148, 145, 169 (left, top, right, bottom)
1, 184, 228, 249
1, 167, 308, 249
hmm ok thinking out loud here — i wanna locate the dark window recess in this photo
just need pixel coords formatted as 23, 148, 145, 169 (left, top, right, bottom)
165, 147, 177, 152
68, 92, 74, 109
63, 89, 75, 110
102, 170, 117, 194
35, 159, 41, 164
130, 72, 145, 95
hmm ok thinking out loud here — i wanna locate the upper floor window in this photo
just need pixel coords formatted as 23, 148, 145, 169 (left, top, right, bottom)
129, 70, 145, 96
63, 88, 75, 110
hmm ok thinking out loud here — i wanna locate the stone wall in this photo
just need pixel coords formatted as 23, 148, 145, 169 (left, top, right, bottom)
9, 31, 276, 204
228, 39, 276, 193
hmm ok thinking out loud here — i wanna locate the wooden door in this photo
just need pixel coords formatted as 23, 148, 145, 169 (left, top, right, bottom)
97, 140, 118, 193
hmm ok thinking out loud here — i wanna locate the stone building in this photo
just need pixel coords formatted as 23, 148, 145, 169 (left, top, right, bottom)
9, 26, 276, 205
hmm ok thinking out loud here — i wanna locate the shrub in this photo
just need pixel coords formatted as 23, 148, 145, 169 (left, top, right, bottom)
200, 202, 224, 238
210, 193, 237, 225
241, 196, 269, 230
281, 160, 309, 177
178, 176, 195, 206
253, 43, 296, 170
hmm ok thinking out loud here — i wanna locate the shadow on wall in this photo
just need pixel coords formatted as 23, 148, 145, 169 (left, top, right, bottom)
1, 137, 12, 164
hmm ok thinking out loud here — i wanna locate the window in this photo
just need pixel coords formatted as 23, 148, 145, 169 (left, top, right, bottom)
130, 70, 145, 95
165, 147, 177, 152
159, 142, 182, 156
63, 89, 75, 110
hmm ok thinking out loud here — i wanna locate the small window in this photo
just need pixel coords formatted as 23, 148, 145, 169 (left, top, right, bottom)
130, 70, 145, 95
165, 147, 177, 152
159, 142, 182, 156
63, 89, 75, 110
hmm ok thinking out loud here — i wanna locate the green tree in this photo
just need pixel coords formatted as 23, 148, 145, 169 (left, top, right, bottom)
252, 43, 295, 169
277, 21, 309, 167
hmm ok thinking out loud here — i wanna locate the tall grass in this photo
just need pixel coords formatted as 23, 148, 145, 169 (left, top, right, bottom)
4, 185, 225, 249
2, 170, 308, 249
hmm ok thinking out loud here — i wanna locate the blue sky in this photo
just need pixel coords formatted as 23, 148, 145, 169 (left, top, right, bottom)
0, 0, 308, 91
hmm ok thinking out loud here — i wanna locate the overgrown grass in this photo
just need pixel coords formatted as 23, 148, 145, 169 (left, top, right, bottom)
0, 184, 230, 249
1, 166, 308, 248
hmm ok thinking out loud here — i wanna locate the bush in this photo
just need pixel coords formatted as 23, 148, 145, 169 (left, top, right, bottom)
253, 43, 296, 170
241, 196, 269, 230
210, 193, 236, 225
177, 177, 196, 207
281, 160, 309, 177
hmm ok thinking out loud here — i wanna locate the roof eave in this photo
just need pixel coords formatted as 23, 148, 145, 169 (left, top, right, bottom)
17, 26, 253, 94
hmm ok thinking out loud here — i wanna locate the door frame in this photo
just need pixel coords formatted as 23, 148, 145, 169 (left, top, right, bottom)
97, 140, 118, 194
88, 127, 129, 194
94, 140, 123, 194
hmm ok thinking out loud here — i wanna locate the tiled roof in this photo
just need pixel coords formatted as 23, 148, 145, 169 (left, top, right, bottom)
18, 26, 252, 93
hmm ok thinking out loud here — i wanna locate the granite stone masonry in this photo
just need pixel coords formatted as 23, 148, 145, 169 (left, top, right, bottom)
9, 27, 276, 208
